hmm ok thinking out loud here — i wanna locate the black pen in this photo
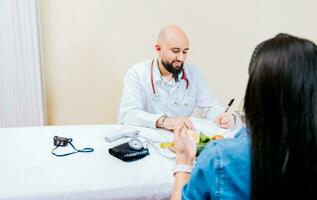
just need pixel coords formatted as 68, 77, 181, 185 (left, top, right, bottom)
225, 98, 235, 112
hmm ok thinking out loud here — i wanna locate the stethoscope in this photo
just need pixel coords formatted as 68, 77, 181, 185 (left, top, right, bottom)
150, 59, 191, 106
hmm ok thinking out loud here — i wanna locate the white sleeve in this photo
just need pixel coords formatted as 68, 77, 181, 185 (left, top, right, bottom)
117, 67, 163, 128
195, 73, 225, 121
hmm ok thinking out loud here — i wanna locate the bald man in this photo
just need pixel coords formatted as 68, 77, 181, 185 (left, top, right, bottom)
118, 25, 235, 131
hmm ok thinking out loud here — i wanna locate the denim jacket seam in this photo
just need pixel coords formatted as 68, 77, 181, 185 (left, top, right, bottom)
214, 144, 224, 200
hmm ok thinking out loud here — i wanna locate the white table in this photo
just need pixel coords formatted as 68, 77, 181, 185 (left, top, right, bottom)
0, 120, 242, 200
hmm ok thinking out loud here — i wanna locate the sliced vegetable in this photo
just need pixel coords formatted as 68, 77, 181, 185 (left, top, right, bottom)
199, 133, 211, 143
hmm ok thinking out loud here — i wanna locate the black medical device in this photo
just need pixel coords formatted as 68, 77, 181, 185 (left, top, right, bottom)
105, 130, 149, 162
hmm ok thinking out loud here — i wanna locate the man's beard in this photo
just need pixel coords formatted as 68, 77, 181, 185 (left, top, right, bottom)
161, 60, 183, 82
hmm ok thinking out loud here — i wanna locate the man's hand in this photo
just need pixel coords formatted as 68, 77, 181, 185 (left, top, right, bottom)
163, 116, 194, 131
215, 113, 235, 129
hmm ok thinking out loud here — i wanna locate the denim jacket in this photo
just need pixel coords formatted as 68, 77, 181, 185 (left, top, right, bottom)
182, 128, 251, 200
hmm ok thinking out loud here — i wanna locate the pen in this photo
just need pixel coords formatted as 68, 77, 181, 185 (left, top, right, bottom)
225, 98, 234, 112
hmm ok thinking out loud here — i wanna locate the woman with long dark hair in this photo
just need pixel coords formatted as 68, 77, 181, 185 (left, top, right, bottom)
171, 33, 317, 199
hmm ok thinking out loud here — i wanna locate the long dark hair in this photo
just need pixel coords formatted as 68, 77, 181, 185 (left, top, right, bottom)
244, 33, 317, 198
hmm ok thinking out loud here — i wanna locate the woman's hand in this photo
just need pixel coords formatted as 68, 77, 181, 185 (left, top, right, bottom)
174, 125, 197, 165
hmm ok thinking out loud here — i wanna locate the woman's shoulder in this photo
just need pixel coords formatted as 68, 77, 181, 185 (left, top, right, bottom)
197, 128, 250, 171
204, 128, 249, 152
216, 128, 250, 155
190, 128, 251, 199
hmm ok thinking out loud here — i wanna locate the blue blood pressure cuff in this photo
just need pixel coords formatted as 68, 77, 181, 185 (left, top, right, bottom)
52, 136, 94, 157
108, 142, 149, 162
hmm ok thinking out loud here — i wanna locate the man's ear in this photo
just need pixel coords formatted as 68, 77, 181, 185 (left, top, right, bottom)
155, 44, 161, 53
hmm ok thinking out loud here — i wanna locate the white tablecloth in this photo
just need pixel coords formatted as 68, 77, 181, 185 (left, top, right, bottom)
0, 120, 242, 200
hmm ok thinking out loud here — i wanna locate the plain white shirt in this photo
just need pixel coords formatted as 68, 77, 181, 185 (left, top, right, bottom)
117, 58, 225, 128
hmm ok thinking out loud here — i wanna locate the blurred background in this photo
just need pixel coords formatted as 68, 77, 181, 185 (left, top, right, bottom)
1, 0, 316, 127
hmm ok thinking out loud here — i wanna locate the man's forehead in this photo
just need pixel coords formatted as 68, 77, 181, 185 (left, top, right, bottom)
163, 38, 189, 50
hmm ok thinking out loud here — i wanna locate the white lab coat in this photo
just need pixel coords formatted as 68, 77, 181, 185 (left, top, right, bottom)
117, 58, 225, 128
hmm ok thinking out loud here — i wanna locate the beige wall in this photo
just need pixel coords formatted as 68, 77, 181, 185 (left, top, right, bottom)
39, 0, 317, 125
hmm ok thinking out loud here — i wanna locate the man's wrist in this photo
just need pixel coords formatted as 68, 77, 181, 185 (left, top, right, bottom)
156, 115, 168, 128
232, 113, 237, 126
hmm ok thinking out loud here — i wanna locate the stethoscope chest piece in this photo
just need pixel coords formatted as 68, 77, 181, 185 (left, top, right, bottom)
151, 93, 160, 101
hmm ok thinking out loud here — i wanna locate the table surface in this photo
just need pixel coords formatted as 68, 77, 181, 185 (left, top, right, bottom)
0, 120, 242, 200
